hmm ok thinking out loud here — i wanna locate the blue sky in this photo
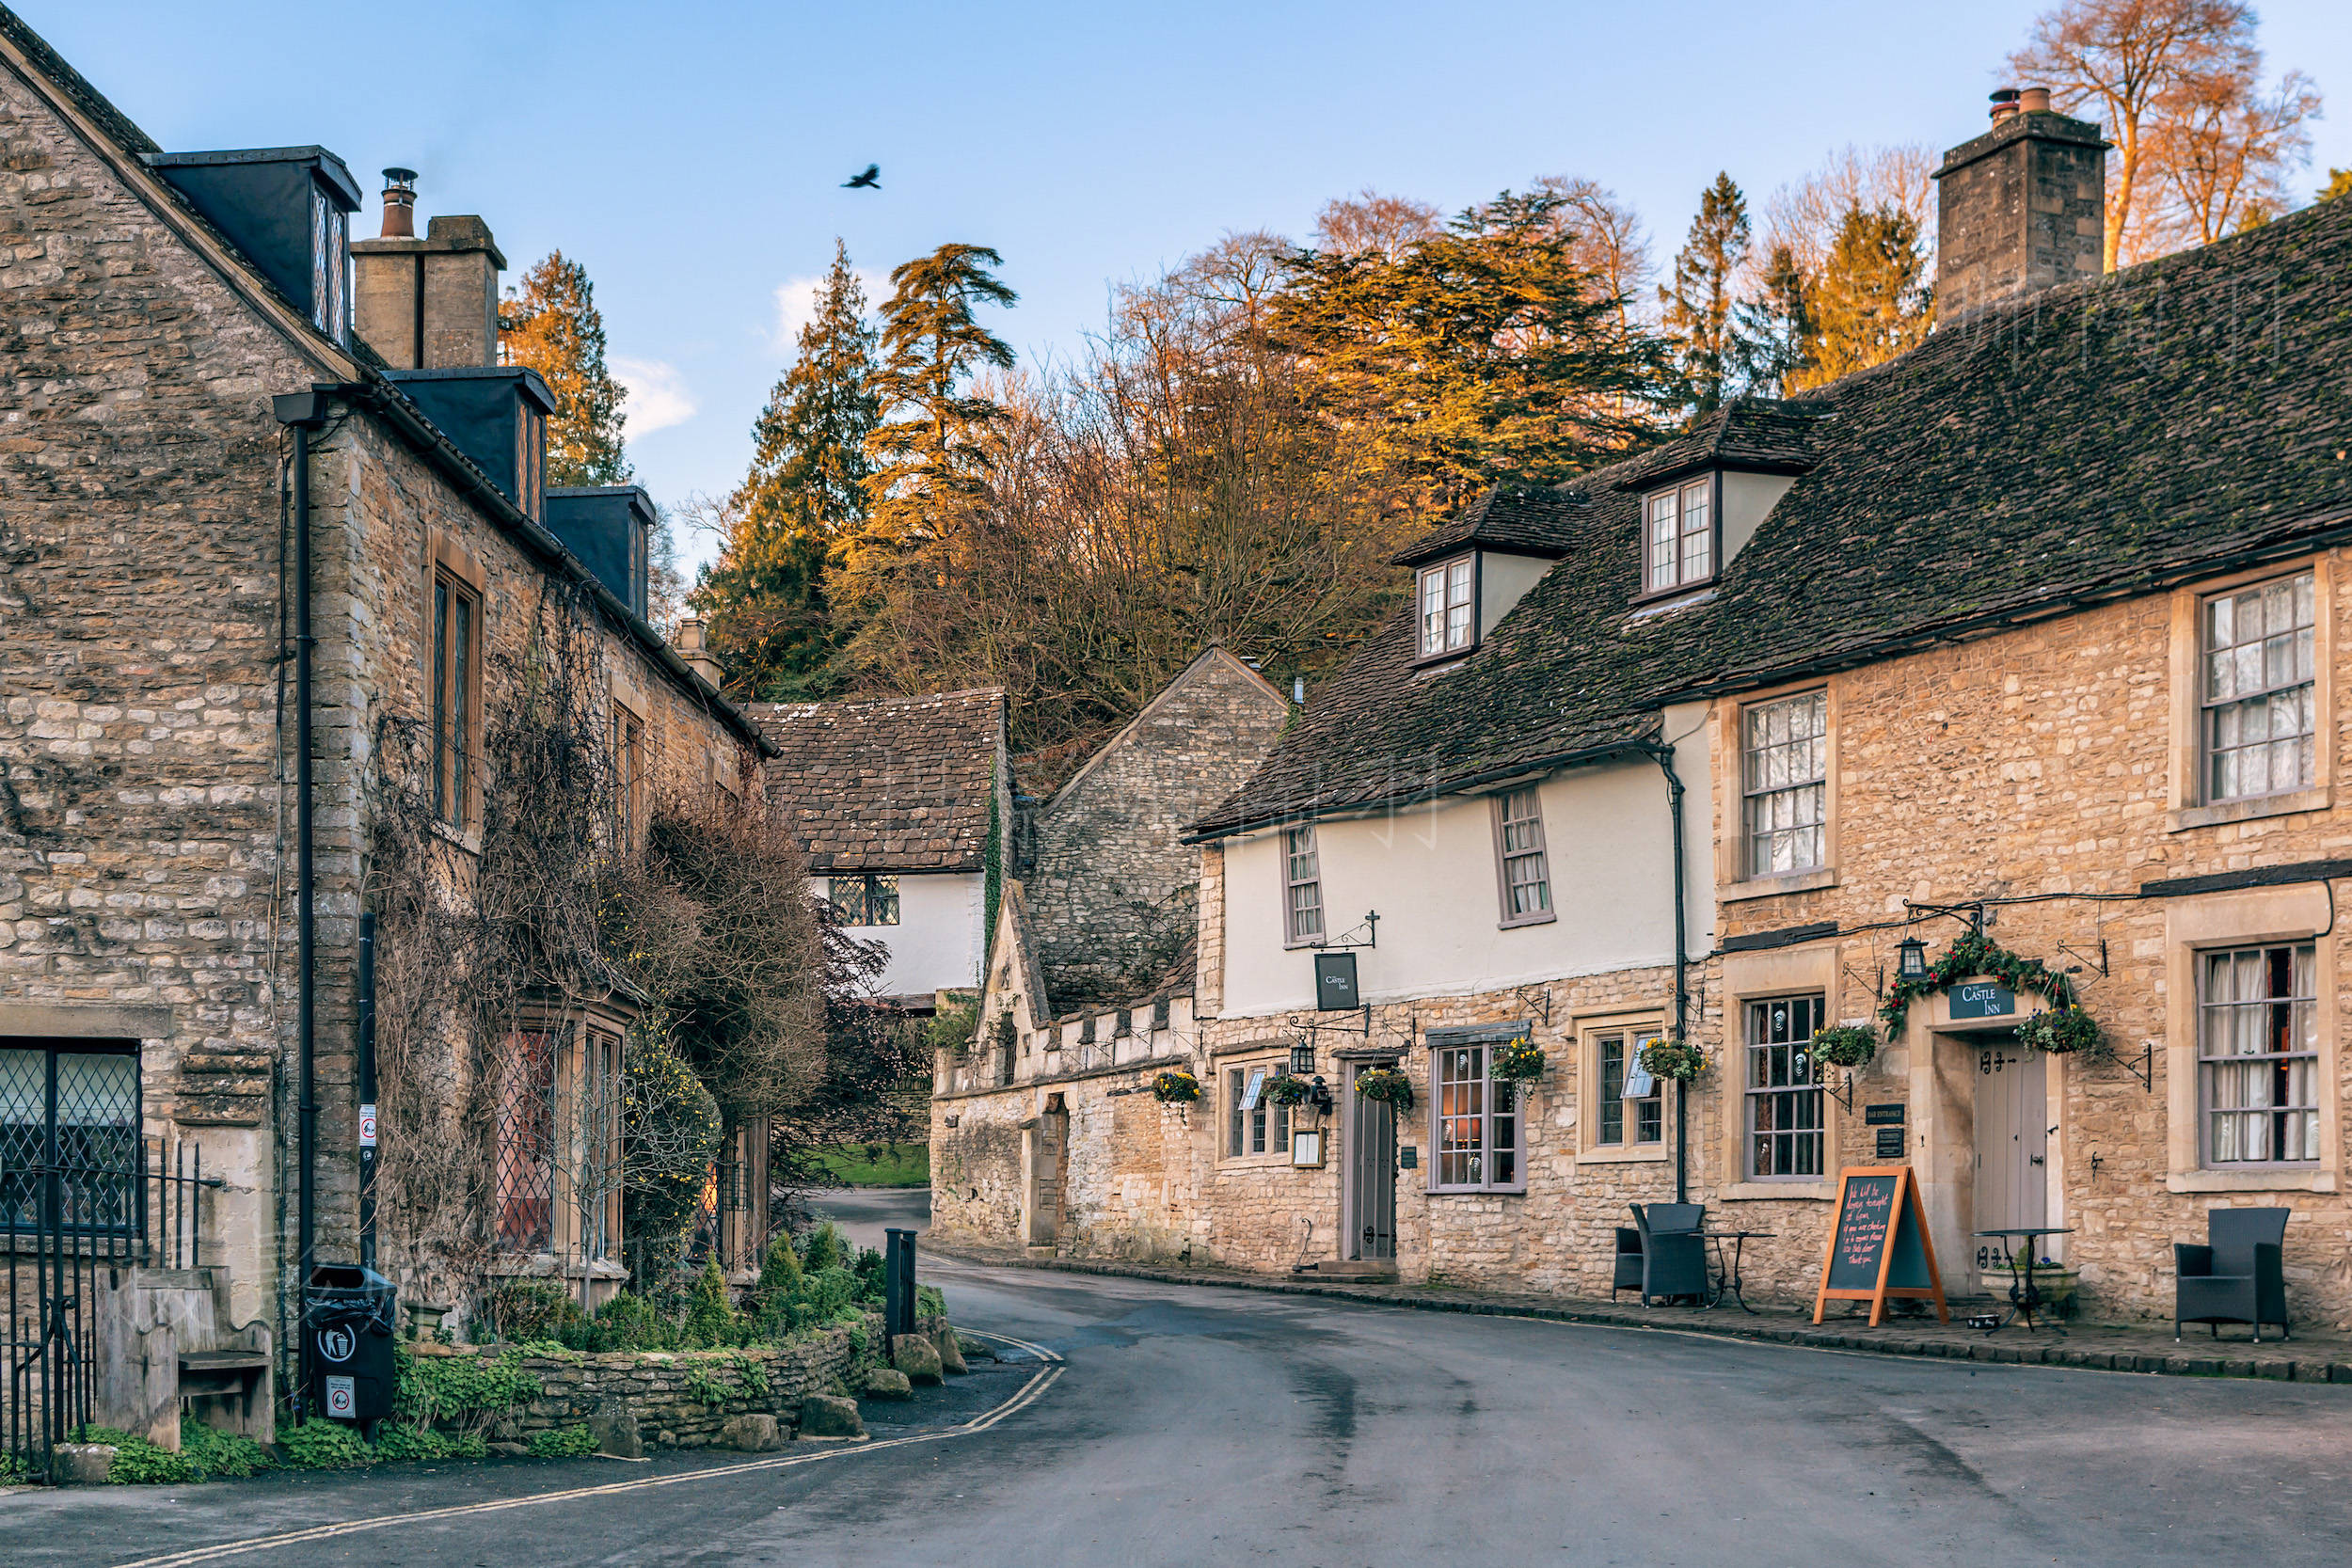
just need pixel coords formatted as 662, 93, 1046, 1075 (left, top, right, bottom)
31, 1, 2352, 577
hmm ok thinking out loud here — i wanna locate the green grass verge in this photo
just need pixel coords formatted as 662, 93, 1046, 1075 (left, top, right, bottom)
813, 1142, 929, 1187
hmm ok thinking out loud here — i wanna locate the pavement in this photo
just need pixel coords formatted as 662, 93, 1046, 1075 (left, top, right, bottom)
804, 1185, 930, 1255
8, 1186, 2349, 1566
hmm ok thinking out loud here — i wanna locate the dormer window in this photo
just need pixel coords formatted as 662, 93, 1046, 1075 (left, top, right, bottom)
1643, 477, 1715, 594
1418, 556, 1475, 658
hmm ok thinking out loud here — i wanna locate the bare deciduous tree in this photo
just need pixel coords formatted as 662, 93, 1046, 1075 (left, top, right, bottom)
1757, 144, 1939, 284
2007, 0, 2316, 267
1312, 189, 1442, 259
1533, 175, 1656, 328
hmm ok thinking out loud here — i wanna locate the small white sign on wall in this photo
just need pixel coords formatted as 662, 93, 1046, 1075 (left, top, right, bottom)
1292, 1129, 1325, 1167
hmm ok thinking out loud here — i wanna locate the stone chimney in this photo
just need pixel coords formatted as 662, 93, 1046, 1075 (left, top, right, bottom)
352, 169, 507, 369
1932, 87, 2109, 321
674, 618, 726, 690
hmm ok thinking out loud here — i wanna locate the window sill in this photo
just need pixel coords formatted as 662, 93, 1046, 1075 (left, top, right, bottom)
2166, 1168, 2336, 1195
2168, 786, 2331, 833
1718, 1180, 1836, 1202
1409, 645, 1477, 671
1721, 867, 1838, 903
1630, 578, 1718, 609
1427, 1186, 1529, 1197
1498, 911, 1557, 930
1577, 1145, 1669, 1164
1217, 1153, 1300, 1170
430, 818, 483, 857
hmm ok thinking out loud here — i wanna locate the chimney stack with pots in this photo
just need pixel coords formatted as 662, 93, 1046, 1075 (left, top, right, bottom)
351, 169, 506, 369
1932, 87, 2110, 321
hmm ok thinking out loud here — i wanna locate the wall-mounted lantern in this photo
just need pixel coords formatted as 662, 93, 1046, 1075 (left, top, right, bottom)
1896, 933, 1929, 983
1290, 1041, 1315, 1075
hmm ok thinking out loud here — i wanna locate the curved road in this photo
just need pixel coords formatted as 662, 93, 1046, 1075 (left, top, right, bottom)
8, 1190, 2347, 1567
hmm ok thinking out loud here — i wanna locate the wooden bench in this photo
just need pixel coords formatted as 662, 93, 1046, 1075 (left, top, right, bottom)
179, 1348, 271, 1440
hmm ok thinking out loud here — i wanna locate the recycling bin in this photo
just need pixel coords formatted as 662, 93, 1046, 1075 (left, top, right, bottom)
307, 1261, 398, 1422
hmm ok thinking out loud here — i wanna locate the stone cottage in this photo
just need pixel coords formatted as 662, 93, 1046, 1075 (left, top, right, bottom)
935, 90, 2352, 1329
0, 2, 771, 1393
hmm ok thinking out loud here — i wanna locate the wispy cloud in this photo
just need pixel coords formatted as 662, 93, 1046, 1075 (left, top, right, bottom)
612, 356, 697, 436
771, 268, 885, 355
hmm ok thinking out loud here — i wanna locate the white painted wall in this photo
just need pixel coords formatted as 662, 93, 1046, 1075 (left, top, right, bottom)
816, 871, 984, 997
1477, 551, 1552, 640
1721, 471, 1797, 563
1219, 712, 1713, 1018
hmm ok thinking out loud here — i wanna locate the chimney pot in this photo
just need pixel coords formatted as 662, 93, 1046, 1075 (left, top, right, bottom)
379, 167, 417, 239
1989, 87, 2021, 122
2018, 86, 2053, 115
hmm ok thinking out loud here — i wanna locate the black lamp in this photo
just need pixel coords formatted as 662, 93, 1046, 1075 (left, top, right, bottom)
1896, 933, 1930, 983
1290, 1041, 1314, 1075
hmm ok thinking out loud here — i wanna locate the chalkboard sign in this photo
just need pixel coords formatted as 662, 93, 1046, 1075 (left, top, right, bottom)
1813, 1165, 1948, 1326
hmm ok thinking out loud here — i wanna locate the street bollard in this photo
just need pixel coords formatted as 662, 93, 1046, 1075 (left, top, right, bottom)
884, 1227, 916, 1342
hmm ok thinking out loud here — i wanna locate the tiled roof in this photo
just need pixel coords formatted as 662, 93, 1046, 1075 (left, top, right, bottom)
1605, 399, 1823, 490
1393, 485, 1588, 567
752, 689, 1005, 873
1196, 194, 2352, 838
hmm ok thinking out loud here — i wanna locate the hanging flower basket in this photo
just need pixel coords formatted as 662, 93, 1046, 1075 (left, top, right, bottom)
1491, 1036, 1547, 1085
1263, 1072, 1312, 1108
1354, 1066, 1416, 1113
1809, 1024, 1879, 1071
1639, 1037, 1706, 1083
2016, 1006, 2104, 1058
1151, 1069, 1202, 1105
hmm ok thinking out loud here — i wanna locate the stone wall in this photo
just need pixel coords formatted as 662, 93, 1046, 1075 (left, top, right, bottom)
1023, 650, 1288, 1013
420, 1312, 885, 1449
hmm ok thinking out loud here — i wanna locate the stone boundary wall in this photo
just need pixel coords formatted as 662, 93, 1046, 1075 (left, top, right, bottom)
418, 1310, 901, 1449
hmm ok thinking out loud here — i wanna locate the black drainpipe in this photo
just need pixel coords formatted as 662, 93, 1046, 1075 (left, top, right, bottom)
358, 911, 377, 1270
272, 391, 326, 1413
1641, 740, 1692, 1204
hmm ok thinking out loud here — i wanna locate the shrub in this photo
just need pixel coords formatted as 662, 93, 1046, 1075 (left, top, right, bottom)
758, 1234, 804, 1295
681, 1256, 740, 1348
281, 1420, 373, 1469
853, 1246, 885, 1302
528, 1424, 598, 1458
592, 1290, 676, 1352
800, 1222, 847, 1275
390, 1343, 541, 1439
476, 1281, 589, 1346
182, 1424, 276, 1480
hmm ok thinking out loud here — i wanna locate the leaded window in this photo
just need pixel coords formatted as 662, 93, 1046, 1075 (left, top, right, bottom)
2199, 943, 2318, 1165
1226, 1066, 1290, 1157
1643, 478, 1714, 593
613, 705, 644, 847
1745, 995, 1824, 1179
310, 184, 348, 343
0, 1043, 141, 1235
827, 874, 901, 927
494, 1032, 556, 1254
1743, 690, 1828, 878
1495, 786, 1552, 924
1432, 1044, 1520, 1191
2202, 571, 2316, 802
1418, 556, 1475, 657
1594, 1028, 1663, 1148
1284, 825, 1324, 945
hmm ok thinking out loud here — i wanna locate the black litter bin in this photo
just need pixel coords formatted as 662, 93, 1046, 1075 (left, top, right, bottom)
308, 1262, 398, 1422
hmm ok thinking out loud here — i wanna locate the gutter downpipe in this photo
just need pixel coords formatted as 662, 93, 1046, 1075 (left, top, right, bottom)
272, 390, 327, 1418
1641, 739, 1692, 1204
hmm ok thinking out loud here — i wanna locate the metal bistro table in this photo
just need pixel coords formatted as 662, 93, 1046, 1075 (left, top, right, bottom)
1702, 1228, 1772, 1314
1971, 1227, 2075, 1335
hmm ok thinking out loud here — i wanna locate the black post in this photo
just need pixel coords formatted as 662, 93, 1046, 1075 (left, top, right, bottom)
358, 911, 377, 1270
1645, 741, 1692, 1206
273, 391, 326, 1418
883, 1227, 916, 1344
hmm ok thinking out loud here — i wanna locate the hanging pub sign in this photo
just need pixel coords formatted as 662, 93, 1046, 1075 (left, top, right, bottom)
1947, 980, 2016, 1020
1812, 1165, 1949, 1327
1314, 952, 1359, 1012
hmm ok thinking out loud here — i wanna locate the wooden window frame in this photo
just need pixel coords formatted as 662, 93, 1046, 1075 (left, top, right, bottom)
1490, 785, 1556, 928
1426, 1025, 1528, 1195
1414, 553, 1480, 664
1222, 1061, 1292, 1164
1577, 1011, 1666, 1162
1742, 992, 1827, 1181
431, 568, 482, 832
1718, 678, 1840, 902
2169, 557, 2333, 831
1281, 824, 1325, 949
2195, 941, 2321, 1170
612, 702, 644, 849
1637, 474, 1719, 599
828, 874, 901, 927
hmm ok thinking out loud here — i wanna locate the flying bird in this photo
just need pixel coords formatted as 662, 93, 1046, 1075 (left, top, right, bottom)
842, 165, 881, 189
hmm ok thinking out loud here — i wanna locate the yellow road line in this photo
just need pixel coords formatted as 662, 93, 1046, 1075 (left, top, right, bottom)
111, 1338, 1064, 1568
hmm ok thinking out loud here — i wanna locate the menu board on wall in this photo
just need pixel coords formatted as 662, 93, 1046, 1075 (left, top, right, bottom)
1812, 1165, 1949, 1327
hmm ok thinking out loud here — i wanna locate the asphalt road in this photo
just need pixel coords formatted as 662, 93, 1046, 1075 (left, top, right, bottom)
9, 1191, 2349, 1567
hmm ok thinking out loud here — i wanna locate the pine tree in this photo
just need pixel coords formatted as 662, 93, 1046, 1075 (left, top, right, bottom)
501, 252, 630, 487
1733, 242, 1818, 398
2323, 168, 2352, 202
691, 243, 880, 699
834, 244, 1018, 671
1795, 204, 1933, 390
1660, 173, 1752, 416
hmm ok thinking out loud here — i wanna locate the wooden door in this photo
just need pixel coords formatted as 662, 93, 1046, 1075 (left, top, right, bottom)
1345, 1070, 1396, 1261
1970, 1038, 2049, 1271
